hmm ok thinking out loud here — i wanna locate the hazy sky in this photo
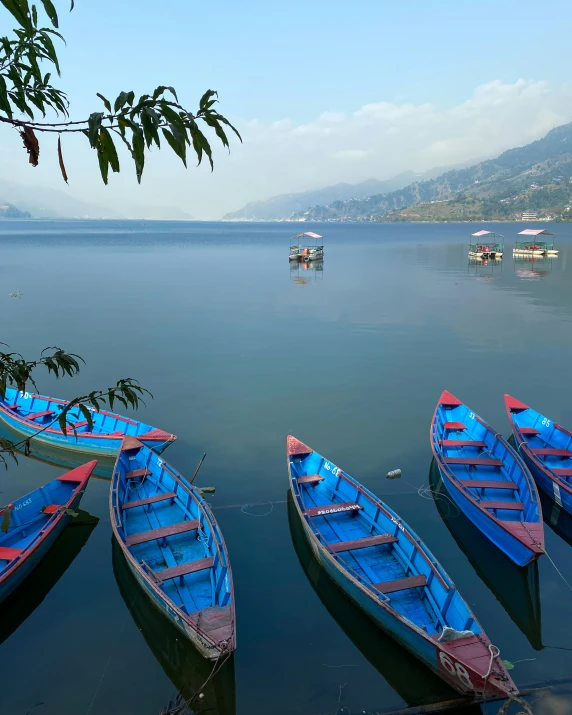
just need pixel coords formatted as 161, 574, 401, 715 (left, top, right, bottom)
1, 0, 572, 219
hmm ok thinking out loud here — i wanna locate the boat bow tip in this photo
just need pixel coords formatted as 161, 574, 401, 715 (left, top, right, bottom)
287, 435, 312, 456
504, 394, 529, 412
57, 460, 98, 483
439, 390, 463, 406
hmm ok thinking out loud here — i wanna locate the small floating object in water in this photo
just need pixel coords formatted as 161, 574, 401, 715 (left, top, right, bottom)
386, 469, 402, 480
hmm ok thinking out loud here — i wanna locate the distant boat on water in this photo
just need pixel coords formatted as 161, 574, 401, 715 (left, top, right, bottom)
289, 232, 324, 262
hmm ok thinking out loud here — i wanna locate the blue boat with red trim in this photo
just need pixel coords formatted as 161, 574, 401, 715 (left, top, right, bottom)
0, 460, 96, 604
431, 390, 544, 567
287, 435, 517, 699
505, 394, 572, 516
0, 387, 176, 458
110, 438, 235, 660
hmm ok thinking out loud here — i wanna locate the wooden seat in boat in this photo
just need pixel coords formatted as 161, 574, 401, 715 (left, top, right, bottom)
444, 457, 502, 467
126, 519, 199, 546
330, 534, 397, 553
66, 420, 90, 431
297, 474, 324, 485
553, 468, 572, 477
519, 427, 541, 435
531, 448, 572, 457
125, 468, 152, 480
155, 556, 214, 583
461, 480, 517, 490
0, 546, 23, 561
481, 501, 524, 511
443, 422, 467, 430
374, 575, 427, 594
305, 502, 362, 518
440, 440, 487, 447
122, 492, 177, 510
27, 410, 54, 421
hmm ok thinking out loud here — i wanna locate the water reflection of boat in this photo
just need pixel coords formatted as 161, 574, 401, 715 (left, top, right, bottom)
290, 258, 324, 285
514, 256, 555, 280
0, 421, 115, 479
112, 540, 236, 715
287, 494, 463, 708
0, 509, 99, 646
429, 460, 542, 650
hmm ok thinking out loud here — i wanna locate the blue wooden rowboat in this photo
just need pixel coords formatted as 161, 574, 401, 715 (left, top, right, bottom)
431, 390, 544, 567
110, 438, 235, 660
0, 461, 96, 604
287, 435, 517, 699
505, 394, 572, 516
0, 387, 176, 458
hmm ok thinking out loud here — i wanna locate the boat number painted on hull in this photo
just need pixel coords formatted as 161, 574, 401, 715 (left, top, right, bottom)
14, 498, 32, 511
439, 652, 473, 689
541, 418, 551, 427
390, 516, 405, 532
468, 412, 475, 420
18, 391, 30, 400
323, 461, 339, 477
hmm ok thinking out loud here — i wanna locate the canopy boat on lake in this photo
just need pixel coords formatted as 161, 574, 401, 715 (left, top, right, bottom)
514, 229, 557, 256
505, 394, 572, 517
468, 230, 504, 259
287, 435, 517, 699
111, 439, 235, 660
0, 461, 96, 604
289, 232, 324, 262
0, 387, 176, 458
431, 390, 544, 567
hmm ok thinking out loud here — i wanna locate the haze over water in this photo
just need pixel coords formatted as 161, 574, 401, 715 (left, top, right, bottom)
1, 220, 572, 714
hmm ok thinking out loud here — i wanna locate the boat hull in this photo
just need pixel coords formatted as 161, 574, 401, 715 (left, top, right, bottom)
0, 465, 94, 604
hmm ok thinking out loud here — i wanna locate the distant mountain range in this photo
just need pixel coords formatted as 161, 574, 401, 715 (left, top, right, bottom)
0, 179, 193, 220
293, 121, 572, 222
222, 166, 463, 221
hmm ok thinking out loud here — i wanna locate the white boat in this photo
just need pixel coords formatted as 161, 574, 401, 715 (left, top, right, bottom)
290, 232, 324, 261
514, 228, 556, 256
468, 230, 503, 259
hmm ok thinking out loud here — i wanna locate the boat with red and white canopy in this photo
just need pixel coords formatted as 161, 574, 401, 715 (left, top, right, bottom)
289, 232, 324, 262
468, 230, 503, 259
514, 229, 557, 256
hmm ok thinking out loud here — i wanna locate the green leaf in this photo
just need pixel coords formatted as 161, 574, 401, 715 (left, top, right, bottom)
96, 92, 111, 112
87, 112, 103, 148
31, 3, 37, 26
502, 660, 514, 670
152, 85, 178, 102
131, 125, 145, 182
40, 0, 58, 26
78, 404, 94, 431
99, 127, 119, 173
199, 89, 217, 110
96, 139, 109, 185
70, 0, 74, 9
162, 127, 186, 167
0, 75, 12, 118
38, 30, 61, 75
0, 0, 32, 31
126, 90, 135, 106
114, 91, 129, 113
141, 107, 160, 149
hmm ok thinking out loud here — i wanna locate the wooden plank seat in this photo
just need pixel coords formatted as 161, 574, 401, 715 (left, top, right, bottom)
297, 474, 324, 485
66, 420, 90, 431
461, 480, 518, 490
125, 468, 152, 480
126, 518, 199, 547
41, 504, 62, 514
440, 440, 487, 447
305, 502, 362, 518
122, 491, 177, 510
155, 556, 214, 583
481, 500, 524, 511
26, 410, 54, 421
443, 422, 467, 430
552, 468, 572, 477
444, 457, 502, 467
374, 574, 427, 594
531, 448, 572, 457
6, 404, 20, 410
330, 534, 397, 553
519, 427, 541, 435
107, 431, 125, 436
0, 546, 23, 561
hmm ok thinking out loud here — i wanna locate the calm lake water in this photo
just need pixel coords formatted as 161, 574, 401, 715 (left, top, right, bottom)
1, 220, 572, 715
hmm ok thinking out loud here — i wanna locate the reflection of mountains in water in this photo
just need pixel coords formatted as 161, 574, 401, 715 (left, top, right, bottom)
429, 460, 542, 650
0, 421, 114, 479
513, 256, 555, 280
287, 494, 469, 709
112, 540, 235, 715
0, 509, 99, 646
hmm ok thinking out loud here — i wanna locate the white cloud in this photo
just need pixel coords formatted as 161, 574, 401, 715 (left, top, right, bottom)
2, 79, 572, 219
